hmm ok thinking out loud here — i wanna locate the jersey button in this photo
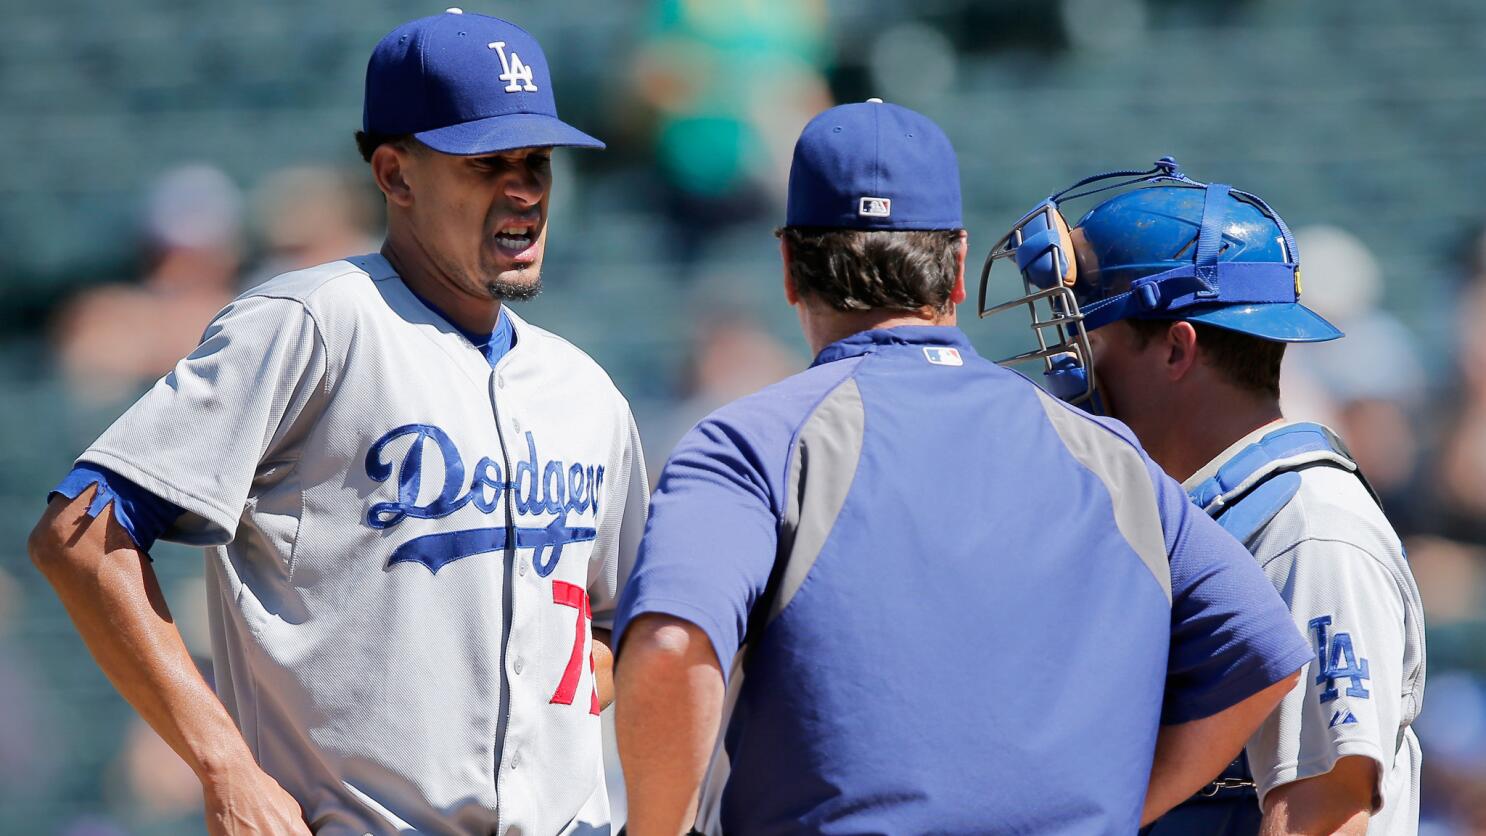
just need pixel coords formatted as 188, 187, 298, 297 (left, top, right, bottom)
514, 657, 524, 674
509, 751, 520, 769
518, 559, 528, 577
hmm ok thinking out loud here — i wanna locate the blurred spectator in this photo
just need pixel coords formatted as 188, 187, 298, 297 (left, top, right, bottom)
1282, 225, 1428, 533
55, 817, 130, 836
1424, 229, 1486, 545
629, 0, 833, 266
247, 165, 381, 285
646, 307, 801, 478
1408, 536, 1486, 631
52, 164, 244, 404
868, 21, 959, 104
1413, 668, 1486, 834
108, 717, 203, 827
681, 310, 800, 405
0, 566, 60, 812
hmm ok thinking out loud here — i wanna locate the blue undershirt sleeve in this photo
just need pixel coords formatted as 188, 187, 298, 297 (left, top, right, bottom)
49, 463, 187, 554
1156, 461, 1313, 724
613, 415, 783, 682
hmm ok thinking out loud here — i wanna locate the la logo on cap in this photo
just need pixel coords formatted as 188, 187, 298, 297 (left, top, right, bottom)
859, 196, 892, 218
488, 41, 538, 93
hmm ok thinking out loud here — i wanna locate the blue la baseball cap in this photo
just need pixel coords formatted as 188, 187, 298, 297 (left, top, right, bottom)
786, 99, 962, 231
363, 8, 603, 155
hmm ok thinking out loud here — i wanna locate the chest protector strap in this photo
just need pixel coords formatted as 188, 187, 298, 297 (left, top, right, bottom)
1144, 424, 1381, 834
1187, 422, 1382, 546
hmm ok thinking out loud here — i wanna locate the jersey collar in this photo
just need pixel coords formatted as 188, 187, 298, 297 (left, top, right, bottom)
1181, 418, 1290, 493
811, 325, 974, 367
364, 251, 522, 369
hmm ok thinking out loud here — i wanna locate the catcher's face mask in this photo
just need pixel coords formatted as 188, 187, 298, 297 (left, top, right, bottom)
978, 157, 1323, 410
977, 195, 1095, 405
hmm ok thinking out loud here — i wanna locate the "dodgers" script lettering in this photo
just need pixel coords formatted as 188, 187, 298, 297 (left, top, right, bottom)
365, 423, 604, 529
363, 423, 604, 575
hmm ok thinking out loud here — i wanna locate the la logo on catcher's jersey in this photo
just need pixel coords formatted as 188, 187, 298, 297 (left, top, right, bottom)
488, 41, 538, 93
1308, 615, 1371, 704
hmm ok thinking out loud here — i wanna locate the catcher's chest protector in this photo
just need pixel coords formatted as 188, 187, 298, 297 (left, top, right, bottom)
1144, 422, 1379, 836
1190, 422, 1380, 545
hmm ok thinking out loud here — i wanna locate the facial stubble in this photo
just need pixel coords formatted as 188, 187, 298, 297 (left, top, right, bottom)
486, 269, 542, 302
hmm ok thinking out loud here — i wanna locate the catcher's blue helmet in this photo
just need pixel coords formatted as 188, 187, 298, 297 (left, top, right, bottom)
979, 158, 1341, 406
1069, 184, 1341, 342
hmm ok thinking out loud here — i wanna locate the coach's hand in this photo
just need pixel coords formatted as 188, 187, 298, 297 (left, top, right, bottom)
203, 762, 312, 836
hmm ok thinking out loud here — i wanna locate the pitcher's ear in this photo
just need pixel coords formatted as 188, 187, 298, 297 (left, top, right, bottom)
372, 144, 415, 207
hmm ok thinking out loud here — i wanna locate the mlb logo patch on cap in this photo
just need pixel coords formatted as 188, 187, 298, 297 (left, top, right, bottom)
923, 347, 963, 366
785, 99, 962, 231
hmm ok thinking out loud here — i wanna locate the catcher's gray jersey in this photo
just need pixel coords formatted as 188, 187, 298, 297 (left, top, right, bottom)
78, 254, 647, 835
1185, 421, 1425, 833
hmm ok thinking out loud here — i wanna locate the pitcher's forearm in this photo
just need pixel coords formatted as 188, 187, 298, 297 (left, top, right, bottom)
29, 492, 256, 781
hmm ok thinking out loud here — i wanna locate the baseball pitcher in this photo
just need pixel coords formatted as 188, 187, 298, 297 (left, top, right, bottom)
29, 10, 645, 835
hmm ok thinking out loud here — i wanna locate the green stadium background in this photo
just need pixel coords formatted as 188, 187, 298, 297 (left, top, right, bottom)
2, 0, 1485, 833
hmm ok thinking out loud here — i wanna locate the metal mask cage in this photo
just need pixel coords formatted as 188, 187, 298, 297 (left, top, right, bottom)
977, 206, 1098, 405
974, 159, 1211, 406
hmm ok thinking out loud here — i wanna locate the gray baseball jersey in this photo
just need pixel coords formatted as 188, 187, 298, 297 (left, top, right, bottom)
1185, 421, 1425, 833
76, 253, 647, 835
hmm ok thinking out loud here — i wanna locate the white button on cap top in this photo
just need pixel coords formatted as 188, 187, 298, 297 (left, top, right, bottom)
446, 7, 463, 13
866, 97, 884, 103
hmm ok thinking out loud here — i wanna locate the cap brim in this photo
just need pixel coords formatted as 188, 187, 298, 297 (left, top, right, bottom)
414, 112, 605, 155
1181, 302, 1343, 343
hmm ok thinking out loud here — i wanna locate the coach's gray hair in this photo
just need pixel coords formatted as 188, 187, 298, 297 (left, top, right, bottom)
777, 227, 963, 315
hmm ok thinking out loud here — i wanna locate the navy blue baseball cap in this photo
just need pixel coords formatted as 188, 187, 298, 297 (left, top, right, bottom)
786, 99, 962, 231
363, 8, 603, 155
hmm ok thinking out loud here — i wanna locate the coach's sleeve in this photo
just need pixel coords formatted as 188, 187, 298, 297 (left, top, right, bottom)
76, 294, 327, 547
612, 415, 781, 682
1246, 539, 1407, 812
1158, 465, 1313, 724
590, 406, 648, 631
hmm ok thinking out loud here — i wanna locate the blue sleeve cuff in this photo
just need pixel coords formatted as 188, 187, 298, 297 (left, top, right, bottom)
49, 463, 186, 553
1161, 637, 1312, 725
614, 595, 741, 685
